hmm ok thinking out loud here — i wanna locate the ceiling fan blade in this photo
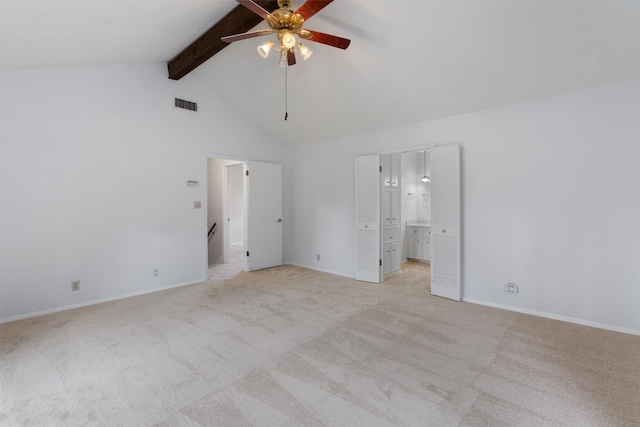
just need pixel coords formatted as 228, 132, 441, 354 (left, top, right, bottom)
221, 29, 276, 43
237, 0, 275, 19
287, 49, 297, 66
299, 29, 351, 49
294, 0, 334, 21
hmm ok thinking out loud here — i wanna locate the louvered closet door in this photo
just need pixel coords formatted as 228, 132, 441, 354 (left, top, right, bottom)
430, 145, 461, 300
355, 155, 381, 283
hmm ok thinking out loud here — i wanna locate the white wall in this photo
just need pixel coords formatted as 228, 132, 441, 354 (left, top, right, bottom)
400, 153, 419, 223
401, 151, 431, 224
0, 63, 286, 321
207, 158, 219, 266
285, 80, 640, 333
2, 64, 637, 333
227, 164, 244, 245
416, 151, 431, 221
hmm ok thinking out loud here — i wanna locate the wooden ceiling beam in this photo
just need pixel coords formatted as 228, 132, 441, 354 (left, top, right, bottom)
168, 0, 279, 80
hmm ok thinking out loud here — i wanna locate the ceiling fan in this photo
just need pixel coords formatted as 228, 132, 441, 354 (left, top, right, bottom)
221, 0, 351, 66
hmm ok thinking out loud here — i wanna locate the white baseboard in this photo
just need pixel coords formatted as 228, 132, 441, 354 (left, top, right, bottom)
0, 278, 205, 324
285, 262, 354, 280
463, 297, 640, 336
7, 273, 636, 337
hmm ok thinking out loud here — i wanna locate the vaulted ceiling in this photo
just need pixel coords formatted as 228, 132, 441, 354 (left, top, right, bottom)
1, 0, 638, 146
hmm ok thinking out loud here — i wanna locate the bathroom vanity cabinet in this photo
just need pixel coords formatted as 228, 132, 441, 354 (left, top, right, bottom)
407, 224, 431, 262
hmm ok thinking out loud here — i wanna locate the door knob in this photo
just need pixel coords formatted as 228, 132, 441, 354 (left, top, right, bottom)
277, 218, 282, 222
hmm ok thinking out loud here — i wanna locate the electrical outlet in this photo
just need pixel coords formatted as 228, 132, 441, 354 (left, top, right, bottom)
71, 281, 80, 291
154, 268, 159, 277
316, 254, 320, 261
504, 282, 518, 294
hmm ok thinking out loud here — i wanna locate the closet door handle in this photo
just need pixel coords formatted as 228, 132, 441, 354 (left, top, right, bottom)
277, 218, 282, 223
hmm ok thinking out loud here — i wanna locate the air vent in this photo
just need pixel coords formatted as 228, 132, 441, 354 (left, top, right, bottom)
174, 97, 197, 112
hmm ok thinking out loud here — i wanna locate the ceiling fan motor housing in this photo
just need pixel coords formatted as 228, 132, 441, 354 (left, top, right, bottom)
267, 2, 304, 31
220, 0, 350, 55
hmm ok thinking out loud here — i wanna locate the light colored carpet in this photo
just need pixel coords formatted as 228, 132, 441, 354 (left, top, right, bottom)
207, 243, 245, 283
1, 262, 639, 426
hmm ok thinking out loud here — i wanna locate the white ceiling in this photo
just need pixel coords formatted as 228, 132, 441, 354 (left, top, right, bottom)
1, 0, 639, 146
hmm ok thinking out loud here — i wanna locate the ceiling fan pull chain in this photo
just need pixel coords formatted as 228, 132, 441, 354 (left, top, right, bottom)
284, 64, 288, 121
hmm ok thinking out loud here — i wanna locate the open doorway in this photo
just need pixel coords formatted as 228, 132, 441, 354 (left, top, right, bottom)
207, 157, 246, 281
393, 146, 461, 300
356, 145, 461, 300
380, 150, 432, 281
206, 156, 284, 279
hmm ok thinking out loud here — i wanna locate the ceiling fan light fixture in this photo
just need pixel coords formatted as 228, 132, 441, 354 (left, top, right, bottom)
257, 40, 274, 58
278, 48, 288, 67
297, 42, 313, 61
420, 150, 430, 183
279, 29, 296, 50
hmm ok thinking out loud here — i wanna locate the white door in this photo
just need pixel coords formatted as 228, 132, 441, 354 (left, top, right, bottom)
355, 155, 381, 283
245, 161, 283, 271
430, 144, 461, 300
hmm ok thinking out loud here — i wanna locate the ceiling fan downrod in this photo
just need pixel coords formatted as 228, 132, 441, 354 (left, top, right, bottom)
284, 65, 288, 121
